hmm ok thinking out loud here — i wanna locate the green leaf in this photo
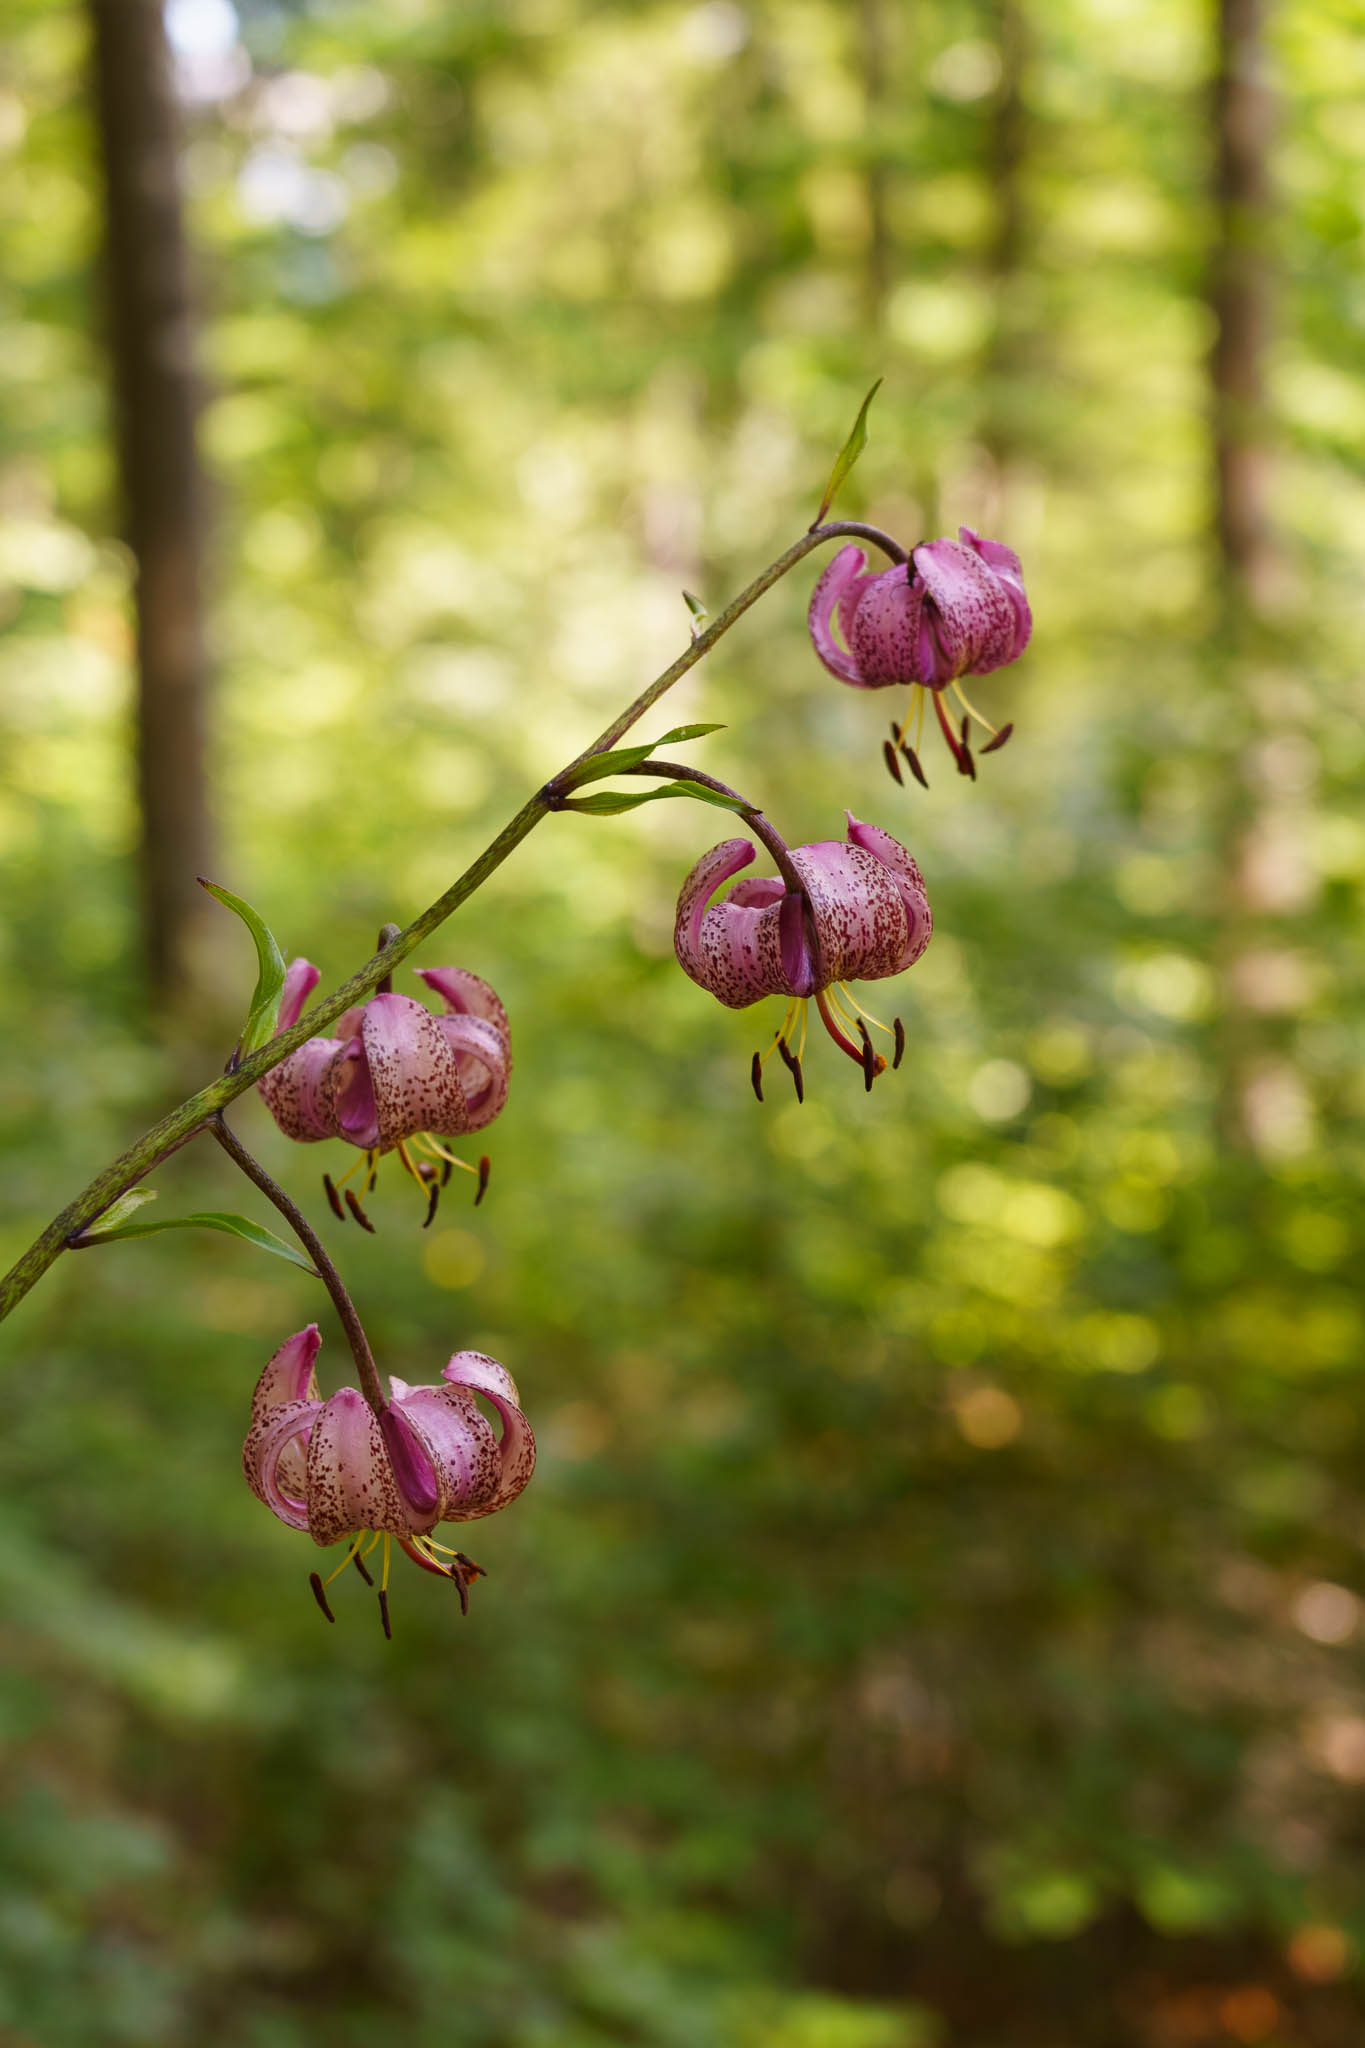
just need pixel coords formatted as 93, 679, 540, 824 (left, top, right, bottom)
198, 878, 287, 1054
562, 790, 659, 815
814, 378, 883, 524
652, 722, 725, 746
84, 1187, 159, 1233
561, 724, 726, 792
565, 781, 748, 817
80, 1209, 320, 1277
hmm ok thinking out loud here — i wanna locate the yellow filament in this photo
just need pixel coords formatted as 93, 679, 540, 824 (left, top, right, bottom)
381, 1533, 392, 1593
758, 998, 800, 1065
950, 678, 998, 738
411, 1133, 477, 1177
330, 1152, 370, 1192
322, 1530, 371, 1588
830, 981, 895, 1036
915, 686, 926, 755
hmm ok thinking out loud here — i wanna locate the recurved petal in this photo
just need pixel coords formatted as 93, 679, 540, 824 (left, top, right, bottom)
808, 545, 872, 686
791, 840, 911, 984
244, 1396, 317, 1528
959, 526, 1032, 661
250, 1323, 322, 1427
415, 967, 510, 1048
845, 815, 933, 970
277, 957, 321, 1033
442, 1352, 537, 1514
258, 1036, 347, 1141
389, 1379, 501, 1517
327, 1037, 380, 1150
361, 993, 471, 1149
435, 1013, 510, 1130
674, 838, 756, 984
846, 563, 920, 686
305, 1387, 416, 1546
913, 538, 1015, 675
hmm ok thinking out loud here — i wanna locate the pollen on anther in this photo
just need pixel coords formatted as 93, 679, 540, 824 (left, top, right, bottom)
322, 1173, 345, 1221
345, 1189, 377, 1234
475, 1155, 491, 1207
309, 1571, 336, 1623
776, 1036, 804, 1104
352, 1549, 375, 1586
857, 1020, 876, 1093
422, 1180, 440, 1229
893, 1017, 906, 1070
378, 1589, 392, 1640
750, 1051, 764, 1103
981, 721, 1014, 755
882, 738, 904, 785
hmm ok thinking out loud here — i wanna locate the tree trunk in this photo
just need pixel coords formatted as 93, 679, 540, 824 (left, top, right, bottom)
90, 0, 213, 1003
1210, 0, 1276, 617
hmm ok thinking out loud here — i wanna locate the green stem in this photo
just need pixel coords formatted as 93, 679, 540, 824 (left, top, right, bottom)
0, 518, 901, 1325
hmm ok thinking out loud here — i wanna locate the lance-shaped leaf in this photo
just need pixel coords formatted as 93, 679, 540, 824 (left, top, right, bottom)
560, 724, 726, 792
199, 878, 287, 1054
813, 378, 883, 526
78, 1208, 320, 1276
564, 781, 749, 817
82, 1186, 159, 1234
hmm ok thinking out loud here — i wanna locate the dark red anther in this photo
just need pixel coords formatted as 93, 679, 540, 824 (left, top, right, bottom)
960, 744, 977, 781
345, 1189, 377, 1234
901, 744, 929, 790
960, 712, 970, 748
441, 1158, 453, 1187
422, 1180, 440, 1229
893, 1017, 905, 1070
776, 1036, 805, 1104
351, 1549, 375, 1586
322, 1173, 345, 1221
309, 1572, 336, 1624
858, 1020, 876, 1093
475, 1155, 491, 1207
882, 738, 904, 785
417, 1159, 437, 1181
377, 1589, 392, 1640
364, 1152, 379, 1194
751, 1051, 764, 1103
980, 721, 1014, 755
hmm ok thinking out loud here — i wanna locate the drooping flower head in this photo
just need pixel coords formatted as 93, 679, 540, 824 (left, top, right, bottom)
674, 814, 931, 1096
243, 1323, 536, 1627
808, 527, 1031, 781
259, 963, 510, 1224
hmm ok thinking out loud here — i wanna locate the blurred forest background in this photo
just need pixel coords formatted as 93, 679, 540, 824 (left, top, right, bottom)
2, 0, 1364, 2042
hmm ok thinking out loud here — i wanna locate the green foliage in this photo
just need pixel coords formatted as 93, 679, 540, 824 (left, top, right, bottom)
79, 1200, 320, 1278
199, 876, 288, 1055
2, 0, 1365, 2044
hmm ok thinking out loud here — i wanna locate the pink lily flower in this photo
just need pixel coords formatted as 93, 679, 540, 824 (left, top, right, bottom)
674, 813, 931, 1096
808, 527, 1031, 780
258, 962, 510, 1222
243, 1323, 536, 1622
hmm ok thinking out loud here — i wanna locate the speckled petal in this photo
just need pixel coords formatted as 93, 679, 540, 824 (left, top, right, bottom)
434, 1014, 510, 1130
845, 815, 933, 970
414, 967, 510, 1047
244, 1397, 318, 1528
442, 1352, 537, 1515
808, 545, 874, 686
258, 1036, 347, 1141
846, 563, 920, 686
277, 957, 321, 1032
361, 993, 471, 1150
913, 538, 1015, 676
790, 841, 911, 984
304, 1386, 417, 1546
249, 1323, 322, 1427
959, 526, 1032, 661
675, 839, 757, 988
389, 1378, 501, 1517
